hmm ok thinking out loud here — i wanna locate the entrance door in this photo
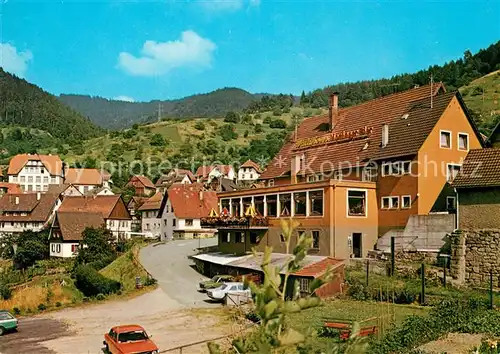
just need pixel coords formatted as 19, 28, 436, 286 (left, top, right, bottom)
352, 233, 362, 258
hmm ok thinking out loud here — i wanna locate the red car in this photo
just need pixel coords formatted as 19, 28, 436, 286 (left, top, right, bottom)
103, 325, 159, 354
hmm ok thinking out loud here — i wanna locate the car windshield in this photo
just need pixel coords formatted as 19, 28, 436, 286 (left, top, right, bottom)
219, 284, 228, 290
0, 312, 13, 320
211, 276, 220, 281
118, 330, 148, 342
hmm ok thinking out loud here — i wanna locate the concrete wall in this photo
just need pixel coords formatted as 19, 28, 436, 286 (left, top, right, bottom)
451, 230, 500, 286
458, 188, 500, 229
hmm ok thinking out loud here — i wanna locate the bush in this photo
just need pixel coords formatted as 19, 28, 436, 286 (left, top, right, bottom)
254, 124, 263, 134
194, 121, 205, 131
224, 111, 240, 123
12, 307, 20, 315
55, 302, 62, 307
37, 303, 47, 311
96, 293, 106, 301
471, 86, 484, 96
150, 133, 166, 146
269, 119, 287, 129
219, 124, 238, 141
272, 107, 282, 116
144, 277, 157, 286
117, 289, 122, 296
0, 282, 12, 300
74, 265, 121, 297
244, 130, 249, 138
263, 116, 272, 124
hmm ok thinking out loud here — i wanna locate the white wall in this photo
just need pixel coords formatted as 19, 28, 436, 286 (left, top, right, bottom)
9, 160, 63, 193
160, 199, 176, 241
50, 242, 78, 258
238, 167, 260, 181
141, 209, 161, 236
0, 222, 44, 234
106, 219, 132, 239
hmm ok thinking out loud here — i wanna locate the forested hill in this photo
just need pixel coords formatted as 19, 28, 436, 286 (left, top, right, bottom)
59, 87, 260, 130
299, 41, 500, 109
0, 68, 103, 143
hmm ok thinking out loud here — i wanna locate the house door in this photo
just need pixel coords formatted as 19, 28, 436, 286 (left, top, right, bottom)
352, 233, 362, 258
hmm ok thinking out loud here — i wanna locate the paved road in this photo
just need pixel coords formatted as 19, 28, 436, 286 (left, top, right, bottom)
139, 238, 218, 307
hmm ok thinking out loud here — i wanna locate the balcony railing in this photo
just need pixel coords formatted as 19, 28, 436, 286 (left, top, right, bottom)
201, 216, 269, 229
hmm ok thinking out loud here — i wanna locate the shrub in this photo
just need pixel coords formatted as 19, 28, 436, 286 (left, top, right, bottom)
0, 282, 12, 300
219, 124, 238, 141
263, 116, 272, 124
254, 124, 263, 133
82, 297, 90, 302
37, 303, 47, 311
12, 307, 21, 315
96, 293, 106, 301
55, 302, 62, 307
194, 121, 205, 131
471, 86, 484, 96
272, 106, 282, 116
116, 289, 122, 296
150, 133, 166, 146
269, 119, 287, 129
244, 130, 249, 138
224, 111, 240, 123
74, 265, 121, 297
144, 277, 157, 286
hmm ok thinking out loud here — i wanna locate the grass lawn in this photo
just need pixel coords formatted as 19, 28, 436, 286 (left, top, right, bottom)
286, 299, 429, 352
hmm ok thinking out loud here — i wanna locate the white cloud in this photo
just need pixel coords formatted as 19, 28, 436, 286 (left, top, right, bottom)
113, 95, 135, 102
118, 31, 216, 77
0, 43, 33, 78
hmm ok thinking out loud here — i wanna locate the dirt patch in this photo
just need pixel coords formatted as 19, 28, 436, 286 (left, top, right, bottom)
418, 333, 483, 354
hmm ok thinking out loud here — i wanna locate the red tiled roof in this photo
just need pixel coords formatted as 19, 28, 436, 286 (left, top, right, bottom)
127, 175, 155, 189
260, 84, 480, 179
293, 257, 344, 278
138, 192, 163, 211
452, 148, 500, 188
160, 183, 217, 219
0, 183, 22, 194
54, 211, 105, 241
0, 192, 60, 222
58, 195, 122, 218
65, 168, 102, 186
8, 154, 63, 176
155, 169, 195, 186
240, 160, 263, 174
195, 165, 233, 178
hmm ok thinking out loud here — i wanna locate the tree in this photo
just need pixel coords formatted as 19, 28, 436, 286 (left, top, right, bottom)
75, 227, 116, 269
300, 90, 307, 105
219, 124, 239, 141
244, 130, 249, 138
263, 116, 272, 124
13, 230, 50, 270
254, 124, 263, 134
150, 133, 166, 146
194, 121, 206, 131
269, 119, 287, 129
224, 111, 240, 123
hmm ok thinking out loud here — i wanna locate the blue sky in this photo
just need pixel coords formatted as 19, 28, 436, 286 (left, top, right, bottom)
2, 0, 499, 102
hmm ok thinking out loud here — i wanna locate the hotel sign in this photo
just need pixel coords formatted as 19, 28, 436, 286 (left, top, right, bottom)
294, 126, 373, 150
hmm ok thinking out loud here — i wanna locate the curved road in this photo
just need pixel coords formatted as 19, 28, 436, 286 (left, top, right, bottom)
139, 238, 218, 307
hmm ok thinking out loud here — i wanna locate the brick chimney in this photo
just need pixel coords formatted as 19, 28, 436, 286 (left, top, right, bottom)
329, 92, 339, 130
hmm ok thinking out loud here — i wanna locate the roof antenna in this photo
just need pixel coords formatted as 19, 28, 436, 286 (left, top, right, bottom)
430, 73, 434, 109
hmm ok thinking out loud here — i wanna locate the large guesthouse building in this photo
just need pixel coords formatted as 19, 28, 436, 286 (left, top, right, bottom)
208, 84, 483, 258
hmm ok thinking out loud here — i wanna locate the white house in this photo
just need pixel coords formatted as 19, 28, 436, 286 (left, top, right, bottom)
7, 153, 64, 193
195, 165, 236, 183
64, 168, 113, 195
158, 183, 217, 241
237, 160, 263, 182
0, 191, 62, 236
49, 211, 105, 258
138, 192, 163, 238
155, 169, 194, 194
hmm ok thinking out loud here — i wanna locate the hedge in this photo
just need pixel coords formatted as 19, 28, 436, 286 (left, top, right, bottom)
74, 265, 121, 297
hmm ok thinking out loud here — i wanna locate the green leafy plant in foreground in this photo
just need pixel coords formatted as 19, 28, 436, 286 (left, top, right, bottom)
208, 218, 369, 354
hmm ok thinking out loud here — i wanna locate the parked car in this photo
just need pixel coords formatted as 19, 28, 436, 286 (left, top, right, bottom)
103, 325, 159, 354
0, 310, 18, 336
198, 275, 234, 292
207, 282, 251, 302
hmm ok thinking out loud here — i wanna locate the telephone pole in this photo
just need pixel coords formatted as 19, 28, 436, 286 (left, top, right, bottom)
157, 103, 163, 122
430, 74, 434, 109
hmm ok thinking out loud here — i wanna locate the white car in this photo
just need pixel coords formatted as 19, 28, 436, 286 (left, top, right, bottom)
207, 282, 251, 301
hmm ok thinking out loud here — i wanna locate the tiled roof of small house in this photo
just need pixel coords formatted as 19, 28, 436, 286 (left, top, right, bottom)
0, 192, 60, 222
138, 192, 163, 211
65, 168, 103, 186
54, 211, 105, 241
240, 160, 263, 174
58, 195, 123, 218
260, 84, 482, 179
293, 257, 344, 278
452, 148, 500, 188
158, 183, 217, 219
127, 175, 155, 189
195, 165, 233, 178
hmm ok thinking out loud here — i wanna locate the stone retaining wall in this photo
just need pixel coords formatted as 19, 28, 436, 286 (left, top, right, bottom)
451, 229, 500, 286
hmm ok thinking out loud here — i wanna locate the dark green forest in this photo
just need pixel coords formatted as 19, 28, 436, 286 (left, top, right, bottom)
59, 87, 261, 130
0, 68, 103, 144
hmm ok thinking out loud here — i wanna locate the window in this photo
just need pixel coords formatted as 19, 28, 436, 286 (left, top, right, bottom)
391, 196, 399, 209
145, 223, 150, 231
51, 177, 56, 184
56, 244, 61, 253
51, 244, 55, 252
35, 185, 41, 191
12, 176, 17, 182
382, 163, 391, 176
43, 184, 48, 191
268, 179, 275, 187
0, 312, 14, 320
27, 185, 33, 191
242, 197, 252, 214
279, 234, 285, 243
315, 174, 324, 181
294, 192, 306, 216
381, 197, 391, 209
43, 176, 48, 183
312, 230, 320, 249
458, 133, 469, 151
362, 166, 378, 182
440, 130, 451, 148
235, 232, 244, 243
348, 190, 366, 216
231, 199, 241, 217
446, 196, 456, 210
250, 232, 259, 244
20, 176, 25, 182
83, 186, 89, 193
299, 278, 310, 292
307, 175, 315, 182
185, 219, 193, 226
333, 170, 343, 180
266, 195, 278, 217
28, 176, 33, 183
254, 196, 264, 215
401, 161, 411, 174
71, 244, 78, 253
402, 196, 411, 209
221, 231, 230, 243
36, 176, 41, 183
309, 190, 323, 216
447, 164, 461, 182
279, 194, 291, 217
221, 199, 230, 213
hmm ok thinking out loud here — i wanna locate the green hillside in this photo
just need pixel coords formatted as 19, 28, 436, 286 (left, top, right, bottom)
460, 70, 500, 135
0, 68, 103, 144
